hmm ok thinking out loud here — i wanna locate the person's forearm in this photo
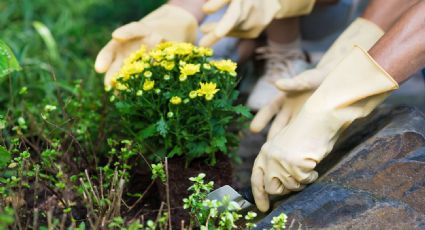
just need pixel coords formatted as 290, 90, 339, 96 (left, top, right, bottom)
368, 1, 425, 83
169, 0, 207, 22
362, 0, 419, 31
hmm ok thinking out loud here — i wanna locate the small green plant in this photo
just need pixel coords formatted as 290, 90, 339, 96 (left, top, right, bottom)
111, 42, 251, 164
271, 213, 288, 230
183, 173, 290, 230
151, 163, 166, 183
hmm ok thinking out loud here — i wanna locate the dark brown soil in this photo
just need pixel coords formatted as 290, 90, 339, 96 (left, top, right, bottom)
157, 153, 233, 228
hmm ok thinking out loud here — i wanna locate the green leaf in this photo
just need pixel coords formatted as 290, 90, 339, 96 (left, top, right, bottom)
137, 123, 157, 141
0, 40, 21, 79
156, 118, 168, 137
168, 146, 182, 158
211, 135, 227, 153
232, 105, 252, 118
0, 146, 11, 169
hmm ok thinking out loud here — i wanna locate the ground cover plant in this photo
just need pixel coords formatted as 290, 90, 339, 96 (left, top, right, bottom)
0, 1, 289, 229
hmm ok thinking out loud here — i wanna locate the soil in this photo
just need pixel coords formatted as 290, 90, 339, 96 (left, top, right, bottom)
157, 153, 233, 228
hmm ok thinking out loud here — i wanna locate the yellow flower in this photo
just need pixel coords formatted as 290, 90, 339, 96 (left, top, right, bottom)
170, 96, 182, 105
197, 47, 213, 56
124, 45, 146, 65
143, 80, 155, 91
164, 74, 171, 80
189, 91, 198, 99
179, 75, 187, 82
150, 50, 163, 61
161, 61, 175, 71
196, 82, 220, 100
203, 63, 211, 70
118, 62, 145, 81
136, 90, 143, 96
180, 63, 200, 77
173, 42, 194, 56
210, 60, 237, 76
144, 71, 152, 78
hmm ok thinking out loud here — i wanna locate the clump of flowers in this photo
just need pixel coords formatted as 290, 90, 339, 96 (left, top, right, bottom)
110, 42, 250, 164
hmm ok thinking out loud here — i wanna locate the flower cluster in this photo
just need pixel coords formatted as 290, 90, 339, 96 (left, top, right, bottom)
110, 42, 250, 164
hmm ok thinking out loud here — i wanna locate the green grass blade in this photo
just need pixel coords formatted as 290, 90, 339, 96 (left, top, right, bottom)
32, 21, 59, 62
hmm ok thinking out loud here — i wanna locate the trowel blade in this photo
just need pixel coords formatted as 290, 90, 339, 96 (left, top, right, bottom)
207, 185, 253, 210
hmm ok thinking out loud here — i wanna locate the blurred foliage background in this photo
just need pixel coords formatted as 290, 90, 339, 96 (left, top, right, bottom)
0, 0, 165, 110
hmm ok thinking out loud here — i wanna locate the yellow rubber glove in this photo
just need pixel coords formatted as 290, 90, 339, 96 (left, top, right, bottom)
250, 18, 384, 139
250, 91, 313, 140
276, 18, 384, 92
251, 46, 399, 212
200, 0, 315, 47
95, 5, 198, 88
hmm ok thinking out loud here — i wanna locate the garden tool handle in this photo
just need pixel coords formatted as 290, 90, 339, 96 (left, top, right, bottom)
240, 187, 255, 204
240, 187, 284, 207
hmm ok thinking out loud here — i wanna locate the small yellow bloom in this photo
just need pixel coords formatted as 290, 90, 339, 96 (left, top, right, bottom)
143, 80, 155, 91
164, 74, 171, 80
180, 63, 200, 77
161, 61, 175, 71
205, 94, 214, 101
170, 96, 182, 105
150, 50, 163, 61
144, 71, 152, 78
197, 47, 214, 56
136, 90, 143, 96
203, 63, 211, 70
189, 91, 198, 99
179, 75, 187, 82
196, 82, 220, 100
210, 60, 237, 76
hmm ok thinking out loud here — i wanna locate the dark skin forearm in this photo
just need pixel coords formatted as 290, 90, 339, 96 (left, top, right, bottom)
369, 1, 425, 83
362, 0, 420, 31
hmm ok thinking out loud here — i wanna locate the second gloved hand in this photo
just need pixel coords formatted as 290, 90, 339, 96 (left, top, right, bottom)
251, 46, 399, 212
249, 18, 385, 139
95, 5, 198, 88
200, 0, 315, 47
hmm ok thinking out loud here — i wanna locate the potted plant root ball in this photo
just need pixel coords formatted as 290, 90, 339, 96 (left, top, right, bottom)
108, 42, 251, 225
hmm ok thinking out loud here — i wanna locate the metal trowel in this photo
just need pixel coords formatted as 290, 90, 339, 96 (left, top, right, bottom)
207, 185, 255, 211
207, 185, 282, 217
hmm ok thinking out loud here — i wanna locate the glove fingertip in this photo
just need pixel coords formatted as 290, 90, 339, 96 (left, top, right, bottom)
202, 0, 229, 14
199, 33, 220, 47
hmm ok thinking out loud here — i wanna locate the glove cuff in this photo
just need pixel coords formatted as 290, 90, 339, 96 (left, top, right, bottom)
275, 0, 316, 18
317, 18, 384, 69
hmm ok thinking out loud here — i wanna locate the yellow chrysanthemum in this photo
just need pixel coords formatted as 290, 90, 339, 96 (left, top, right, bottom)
210, 60, 237, 76
197, 47, 214, 57
143, 80, 155, 91
124, 46, 147, 64
144, 71, 152, 78
173, 42, 194, 56
150, 50, 163, 61
111, 77, 128, 91
180, 63, 200, 77
161, 61, 175, 71
170, 96, 182, 105
179, 75, 187, 82
118, 62, 145, 81
196, 82, 220, 101
189, 91, 198, 99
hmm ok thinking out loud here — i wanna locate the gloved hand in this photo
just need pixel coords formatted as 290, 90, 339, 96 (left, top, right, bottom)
200, 0, 315, 47
250, 91, 313, 140
249, 18, 384, 139
95, 5, 198, 88
275, 18, 384, 92
251, 46, 399, 212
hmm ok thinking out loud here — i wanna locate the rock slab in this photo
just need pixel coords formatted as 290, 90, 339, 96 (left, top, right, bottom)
254, 106, 425, 229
